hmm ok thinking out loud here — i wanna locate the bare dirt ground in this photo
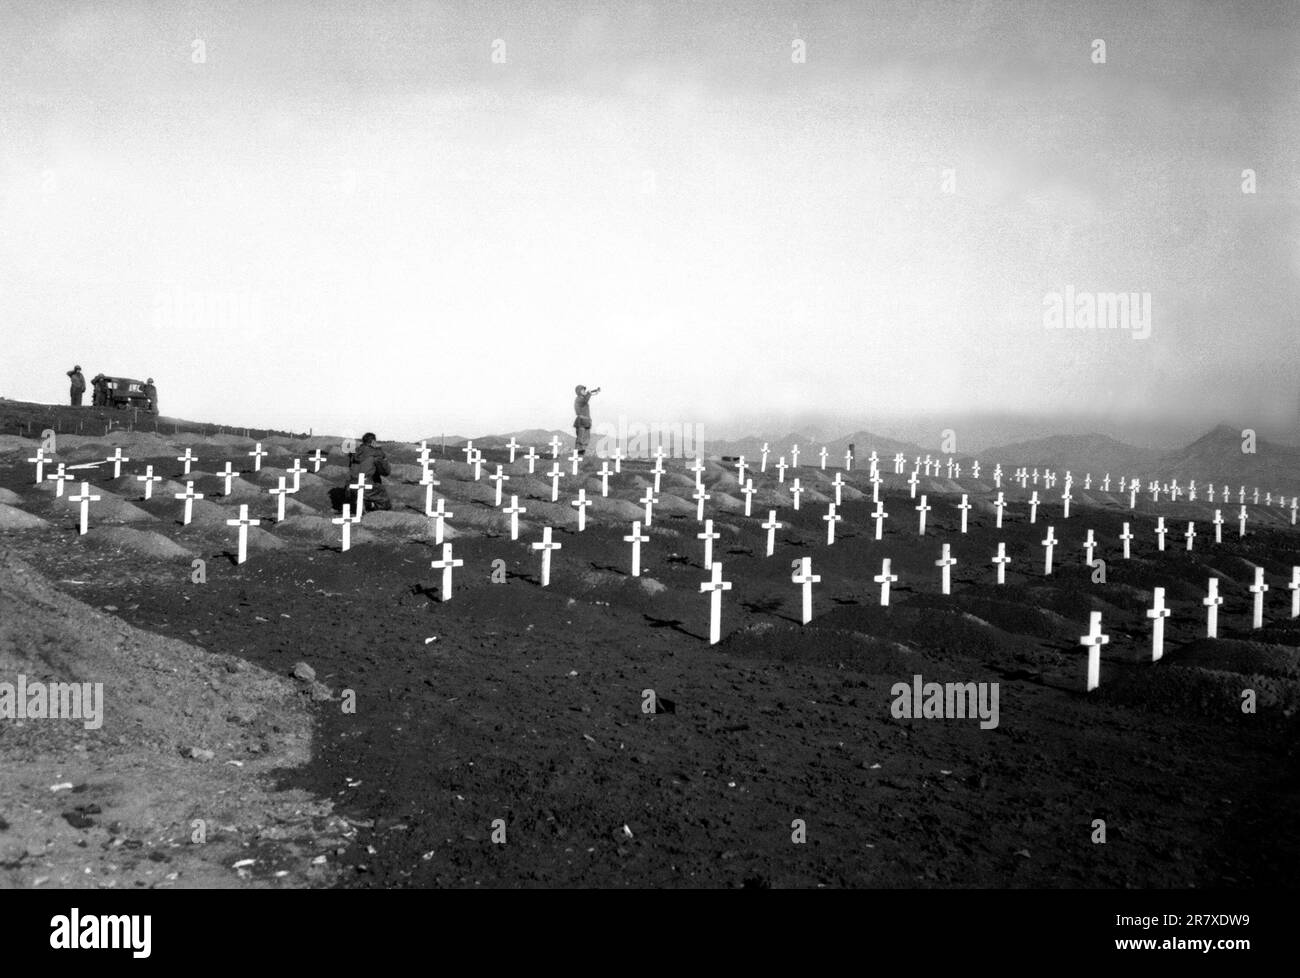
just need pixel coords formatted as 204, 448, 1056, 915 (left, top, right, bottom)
1, 413, 1297, 888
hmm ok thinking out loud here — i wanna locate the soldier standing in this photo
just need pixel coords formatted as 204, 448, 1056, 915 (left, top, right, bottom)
573, 384, 601, 457
348, 433, 392, 511
67, 366, 86, 406
143, 378, 158, 415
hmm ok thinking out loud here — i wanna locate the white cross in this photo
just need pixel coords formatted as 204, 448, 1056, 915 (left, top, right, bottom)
504, 495, 527, 541
761, 510, 781, 557
106, 447, 129, 479
844, 448, 853, 471
915, 494, 931, 536
992, 541, 1011, 585
430, 498, 453, 545
27, 448, 48, 485
1102, 474, 1110, 492
893, 453, 905, 475
462, 440, 476, 464
548, 435, 562, 460
1238, 505, 1248, 538
652, 462, 664, 494
350, 473, 369, 517
1080, 529, 1096, 567
692, 486, 711, 522
1252, 487, 1259, 505
69, 481, 101, 535
472, 451, 485, 482
610, 447, 624, 474
993, 463, 1002, 489
491, 465, 510, 506
176, 448, 197, 475
775, 457, 788, 483
1083, 473, 1092, 490
571, 489, 592, 531
823, 503, 842, 545
1032, 468, 1039, 486
791, 444, 800, 468
248, 443, 268, 471
1061, 489, 1072, 519
524, 445, 539, 474
1155, 516, 1167, 551
1212, 509, 1224, 543
819, 446, 828, 470
547, 463, 563, 502
907, 469, 919, 499
417, 445, 432, 470
1237, 485, 1246, 505
697, 518, 720, 569
1150, 483, 1160, 504
1291, 497, 1298, 526
1120, 522, 1134, 560
430, 542, 465, 601
741, 478, 756, 517
945, 457, 954, 479
226, 504, 260, 565
269, 476, 291, 522
135, 465, 161, 500
506, 437, 520, 463
623, 520, 649, 577
790, 478, 804, 511
689, 456, 706, 487
994, 491, 1005, 529
568, 449, 582, 477
792, 556, 820, 624
1041, 525, 1058, 575
869, 471, 882, 504
1288, 567, 1300, 620
935, 543, 957, 595
1016, 468, 1028, 489
1129, 485, 1138, 510
640, 488, 658, 527
736, 456, 748, 485
1147, 587, 1171, 662
1208, 484, 1217, 503
1249, 567, 1269, 630
1028, 491, 1040, 524
332, 503, 355, 552
1188, 481, 1197, 501
972, 460, 981, 480
874, 558, 899, 607
48, 463, 73, 497
654, 445, 667, 468
957, 494, 972, 534
700, 561, 732, 645
831, 472, 845, 507
760, 442, 770, 472
1118, 476, 1126, 493
872, 501, 887, 541
421, 468, 441, 517
531, 525, 561, 586
309, 448, 326, 472
1184, 521, 1196, 551
219, 461, 236, 496
1080, 611, 1110, 692
1203, 578, 1223, 637
173, 483, 203, 526
597, 462, 611, 497
287, 459, 307, 493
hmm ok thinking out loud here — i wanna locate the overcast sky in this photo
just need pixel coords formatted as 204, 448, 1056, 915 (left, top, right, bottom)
1, 0, 1296, 443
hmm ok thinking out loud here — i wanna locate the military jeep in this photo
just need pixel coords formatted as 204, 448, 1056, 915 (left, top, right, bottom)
94, 376, 152, 410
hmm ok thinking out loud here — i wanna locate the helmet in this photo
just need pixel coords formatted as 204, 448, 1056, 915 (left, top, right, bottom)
575, 384, 586, 395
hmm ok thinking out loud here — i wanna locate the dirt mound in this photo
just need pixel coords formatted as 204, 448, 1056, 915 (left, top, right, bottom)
275, 515, 380, 547
590, 497, 643, 521
358, 511, 436, 538
0, 503, 50, 531
0, 487, 22, 505
83, 526, 195, 559
0, 434, 33, 455
48, 489, 157, 524
0, 549, 326, 888
1168, 638, 1300, 680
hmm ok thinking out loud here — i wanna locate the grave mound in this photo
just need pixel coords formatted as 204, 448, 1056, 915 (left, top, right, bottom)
83, 526, 195, 559
0, 487, 22, 505
275, 515, 380, 546
0, 503, 50, 531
